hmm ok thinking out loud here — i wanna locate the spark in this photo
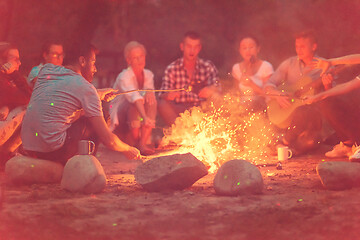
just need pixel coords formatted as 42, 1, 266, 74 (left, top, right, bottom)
161, 92, 278, 173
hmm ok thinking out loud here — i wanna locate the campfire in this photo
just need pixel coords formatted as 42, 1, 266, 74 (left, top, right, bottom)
161, 92, 281, 173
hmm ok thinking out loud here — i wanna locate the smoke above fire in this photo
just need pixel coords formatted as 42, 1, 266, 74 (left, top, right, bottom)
161, 91, 281, 173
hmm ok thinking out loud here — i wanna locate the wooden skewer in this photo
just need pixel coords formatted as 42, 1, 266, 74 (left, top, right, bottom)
112, 87, 188, 96
110, 87, 301, 100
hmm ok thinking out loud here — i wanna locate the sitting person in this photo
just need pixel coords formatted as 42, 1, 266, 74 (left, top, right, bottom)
158, 31, 221, 127
21, 42, 140, 165
232, 36, 274, 111
264, 30, 323, 155
0, 44, 32, 166
109, 41, 156, 155
27, 41, 64, 88
305, 54, 360, 159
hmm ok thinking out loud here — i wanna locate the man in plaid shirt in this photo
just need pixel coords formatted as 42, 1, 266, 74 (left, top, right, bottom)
158, 31, 220, 126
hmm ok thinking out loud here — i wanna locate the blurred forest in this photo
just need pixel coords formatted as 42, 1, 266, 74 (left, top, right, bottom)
1, 0, 360, 88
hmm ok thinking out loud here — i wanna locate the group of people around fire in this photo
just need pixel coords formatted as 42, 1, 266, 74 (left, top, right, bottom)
1, 29, 360, 169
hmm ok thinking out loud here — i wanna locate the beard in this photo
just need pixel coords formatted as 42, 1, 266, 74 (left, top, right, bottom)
81, 69, 94, 83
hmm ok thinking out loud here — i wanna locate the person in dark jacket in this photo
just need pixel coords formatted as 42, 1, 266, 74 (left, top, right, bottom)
0, 43, 32, 167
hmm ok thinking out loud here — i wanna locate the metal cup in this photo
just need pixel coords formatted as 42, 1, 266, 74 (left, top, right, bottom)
78, 140, 95, 155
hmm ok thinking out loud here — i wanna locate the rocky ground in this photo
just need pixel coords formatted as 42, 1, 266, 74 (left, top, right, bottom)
1, 144, 360, 240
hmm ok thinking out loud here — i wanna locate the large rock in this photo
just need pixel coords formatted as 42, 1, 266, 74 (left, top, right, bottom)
61, 155, 106, 194
135, 153, 208, 192
317, 161, 360, 190
5, 155, 63, 184
213, 159, 263, 196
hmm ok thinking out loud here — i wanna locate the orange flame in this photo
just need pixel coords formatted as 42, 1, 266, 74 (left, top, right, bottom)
161, 92, 281, 173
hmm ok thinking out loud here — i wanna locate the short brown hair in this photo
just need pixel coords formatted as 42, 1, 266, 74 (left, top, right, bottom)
42, 41, 63, 54
65, 42, 98, 65
0, 43, 18, 64
183, 31, 201, 42
239, 36, 260, 47
294, 29, 317, 44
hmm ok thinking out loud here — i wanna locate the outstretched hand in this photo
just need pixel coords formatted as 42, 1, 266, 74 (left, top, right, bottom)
311, 57, 331, 76
144, 92, 156, 105
0, 106, 9, 121
143, 116, 155, 128
97, 88, 117, 102
303, 95, 315, 105
162, 91, 181, 101
321, 73, 334, 90
303, 94, 323, 105
0, 61, 17, 74
123, 146, 141, 160
198, 85, 217, 99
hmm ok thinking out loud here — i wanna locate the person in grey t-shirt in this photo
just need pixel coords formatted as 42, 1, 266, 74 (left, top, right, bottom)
21, 43, 140, 164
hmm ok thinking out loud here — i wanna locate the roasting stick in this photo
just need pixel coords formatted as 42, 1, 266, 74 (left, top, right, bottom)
237, 92, 306, 99
103, 87, 189, 102
110, 86, 291, 98
106, 87, 306, 104
112, 87, 188, 97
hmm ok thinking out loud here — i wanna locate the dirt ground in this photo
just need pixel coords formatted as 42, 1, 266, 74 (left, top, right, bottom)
1, 144, 360, 240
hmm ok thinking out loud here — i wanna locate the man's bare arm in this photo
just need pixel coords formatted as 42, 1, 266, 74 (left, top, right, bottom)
329, 54, 360, 65
312, 55, 360, 76
198, 84, 220, 99
160, 91, 181, 101
305, 76, 360, 104
88, 116, 140, 159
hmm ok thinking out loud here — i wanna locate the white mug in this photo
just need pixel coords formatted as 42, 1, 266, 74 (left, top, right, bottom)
278, 146, 292, 161
78, 140, 95, 155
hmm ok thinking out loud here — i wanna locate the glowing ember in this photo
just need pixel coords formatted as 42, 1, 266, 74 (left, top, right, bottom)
161, 92, 281, 173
